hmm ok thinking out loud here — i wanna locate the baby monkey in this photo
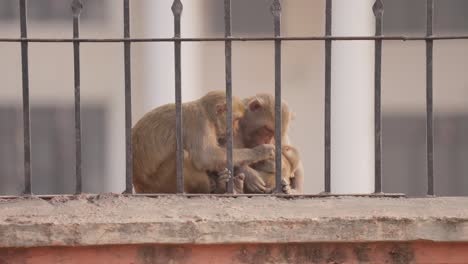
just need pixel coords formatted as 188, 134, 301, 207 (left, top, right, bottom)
214, 144, 301, 194
251, 145, 301, 194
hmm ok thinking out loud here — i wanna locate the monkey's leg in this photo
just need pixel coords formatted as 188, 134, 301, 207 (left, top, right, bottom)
233, 173, 245, 194
288, 160, 304, 194
183, 151, 213, 193
237, 165, 268, 193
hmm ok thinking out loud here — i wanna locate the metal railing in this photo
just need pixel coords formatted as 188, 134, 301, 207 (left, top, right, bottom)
1, 0, 467, 197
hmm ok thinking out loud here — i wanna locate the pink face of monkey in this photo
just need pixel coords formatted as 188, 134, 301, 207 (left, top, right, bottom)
240, 94, 292, 148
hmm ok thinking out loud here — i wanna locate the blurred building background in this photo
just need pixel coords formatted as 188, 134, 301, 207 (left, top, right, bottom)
0, 0, 467, 196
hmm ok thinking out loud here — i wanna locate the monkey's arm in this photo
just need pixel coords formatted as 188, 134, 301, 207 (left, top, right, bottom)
188, 122, 275, 171
251, 159, 275, 173
190, 144, 274, 172
232, 145, 275, 167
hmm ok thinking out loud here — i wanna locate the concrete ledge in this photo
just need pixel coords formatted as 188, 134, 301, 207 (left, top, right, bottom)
1, 195, 468, 248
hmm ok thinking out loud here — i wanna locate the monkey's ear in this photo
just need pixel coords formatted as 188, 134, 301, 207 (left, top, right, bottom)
247, 98, 263, 112
216, 103, 227, 115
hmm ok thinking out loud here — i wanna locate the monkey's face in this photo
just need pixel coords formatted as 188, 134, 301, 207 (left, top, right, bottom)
240, 94, 291, 148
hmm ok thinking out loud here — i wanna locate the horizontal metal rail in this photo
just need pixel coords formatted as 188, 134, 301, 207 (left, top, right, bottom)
1, 35, 468, 43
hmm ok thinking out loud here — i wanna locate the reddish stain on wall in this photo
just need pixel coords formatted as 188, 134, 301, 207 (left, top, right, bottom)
1, 242, 468, 264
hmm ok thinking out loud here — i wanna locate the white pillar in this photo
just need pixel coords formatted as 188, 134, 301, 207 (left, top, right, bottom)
105, 0, 203, 193
142, 0, 202, 111
331, 0, 375, 193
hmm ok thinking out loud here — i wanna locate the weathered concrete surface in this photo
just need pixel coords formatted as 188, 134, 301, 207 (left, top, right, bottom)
2, 242, 468, 264
1, 195, 468, 248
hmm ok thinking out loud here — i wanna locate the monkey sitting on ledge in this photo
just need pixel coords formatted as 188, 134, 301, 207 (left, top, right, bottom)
211, 93, 304, 194
132, 91, 276, 194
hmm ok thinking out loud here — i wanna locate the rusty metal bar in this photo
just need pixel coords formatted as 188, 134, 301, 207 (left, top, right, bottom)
324, 0, 332, 193
72, 0, 83, 194
124, 0, 133, 194
2, 35, 468, 43
373, 0, 383, 193
224, 0, 234, 193
426, 0, 434, 196
271, 0, 282, 193
172, 0, 184, 193
19, 0, 32, 195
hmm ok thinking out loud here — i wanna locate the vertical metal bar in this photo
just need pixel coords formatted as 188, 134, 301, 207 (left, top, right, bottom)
224, 0, 234, 193
124, 0, 133, 194
271, 0, 282, 193
72, 0, 83, 194
172, 0, 184, 193
373, 0, 383, 193
19, 0, 32, 195
426, 0, 434, 196
324, 0, 332, 193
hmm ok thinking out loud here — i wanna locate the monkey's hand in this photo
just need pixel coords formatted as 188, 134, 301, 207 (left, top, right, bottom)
233, 173, 245, 194
214, 168, 231, 194
252, 144, 275, 161
281, 178, 298, 194
243, 169, 267, 193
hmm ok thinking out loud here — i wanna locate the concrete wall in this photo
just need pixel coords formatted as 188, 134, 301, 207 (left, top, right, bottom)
2, 196, 468, 263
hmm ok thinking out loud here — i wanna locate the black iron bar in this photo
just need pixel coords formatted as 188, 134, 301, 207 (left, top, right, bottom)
224, 0, 234, 193
124, 0, 133, 194
426, 0, 434, 196
324, 0, 332, 193
71, 0, 83, 194
2, 35, 468, 43
373, 0, 383, 193
172, 0, 184, 193
19, 0, 31, 195
271, 0, 282, 193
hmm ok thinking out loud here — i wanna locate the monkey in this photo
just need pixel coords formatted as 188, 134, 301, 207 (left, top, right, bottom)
214, 144, 301, 194
239, 94, 304, 194
210, 93, 304, 194
250, 145, 301, 193
132, 90, 276, 193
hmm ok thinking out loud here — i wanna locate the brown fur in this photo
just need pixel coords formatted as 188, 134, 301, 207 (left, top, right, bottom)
237, 94, 304, 194
250, 145, 301, 193
211, 93, 304, 194
132, 90, 275, 193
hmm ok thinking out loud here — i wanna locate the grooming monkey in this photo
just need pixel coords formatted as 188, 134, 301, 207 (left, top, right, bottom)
132, 91, 275, 193
212, 94, 304, 194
